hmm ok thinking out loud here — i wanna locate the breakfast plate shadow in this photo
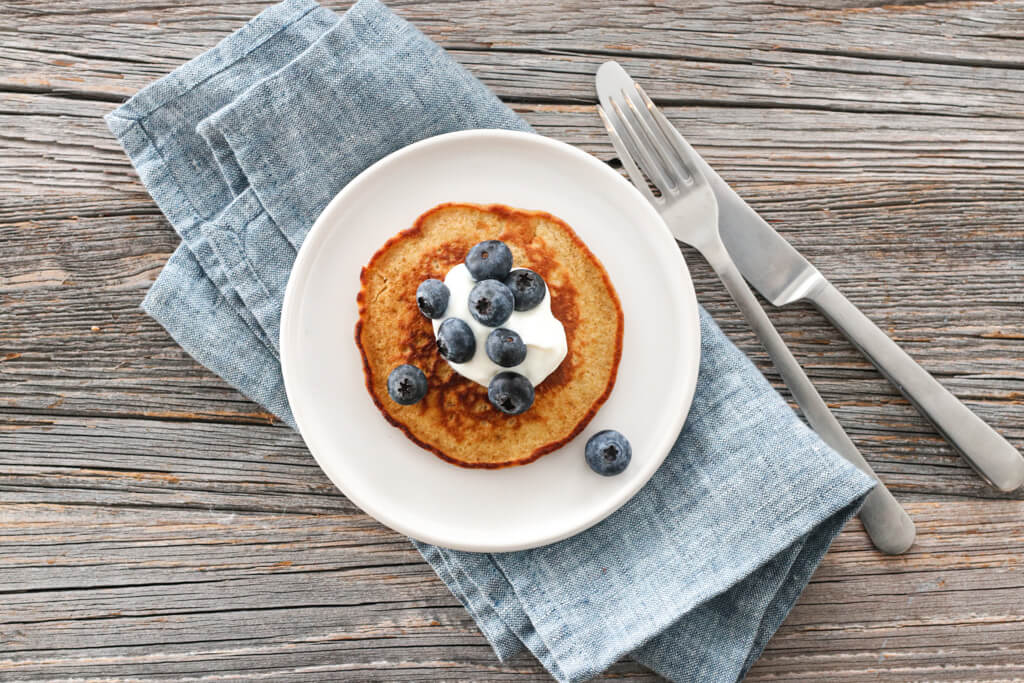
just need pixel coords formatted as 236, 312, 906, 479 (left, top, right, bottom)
281, 130, 701, 552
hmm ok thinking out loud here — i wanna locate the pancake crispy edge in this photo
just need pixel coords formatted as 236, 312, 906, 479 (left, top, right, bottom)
355, 202, 624, 468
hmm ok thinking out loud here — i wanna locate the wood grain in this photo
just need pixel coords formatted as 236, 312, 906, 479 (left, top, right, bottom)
1, 0, 1022, 679
0, 501, 1020, 681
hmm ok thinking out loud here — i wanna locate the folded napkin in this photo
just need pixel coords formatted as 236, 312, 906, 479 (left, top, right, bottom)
106, 1, 875, 680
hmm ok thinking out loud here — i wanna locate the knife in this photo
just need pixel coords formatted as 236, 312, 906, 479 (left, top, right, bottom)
682, 147, 1024, 492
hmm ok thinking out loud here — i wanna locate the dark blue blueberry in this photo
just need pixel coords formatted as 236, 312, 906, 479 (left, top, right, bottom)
465, 240, 513, 281
436, 317, 476, 363
585, 430, 632, 476
386, 364, 427, 405
504, 268, 546, 311
486, 328, 527, 367
487, 372, 535, 415
416, 278, 449, 319
468, 279, 514, 327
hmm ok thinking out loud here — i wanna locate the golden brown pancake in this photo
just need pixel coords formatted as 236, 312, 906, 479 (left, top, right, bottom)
355, 203, 623, 468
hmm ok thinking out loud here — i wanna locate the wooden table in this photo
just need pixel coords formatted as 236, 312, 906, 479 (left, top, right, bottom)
2, 1, 1022, 680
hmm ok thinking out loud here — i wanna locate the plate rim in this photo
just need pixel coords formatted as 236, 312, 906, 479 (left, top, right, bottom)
280, 129, 701, 552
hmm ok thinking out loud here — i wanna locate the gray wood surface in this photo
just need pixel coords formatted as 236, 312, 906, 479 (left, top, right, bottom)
1, 0, 1022, 680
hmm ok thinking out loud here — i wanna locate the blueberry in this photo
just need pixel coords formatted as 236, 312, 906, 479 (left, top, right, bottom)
465, 240, 513, 281
504, 268, 546, 311
487, 372, 535, 415
486, 328, 527, 367
387, 364, 427, 405
468, 279, 514, 327
416, 279, 449, 319
585, 430, 632, 476
436, 318, 476, 363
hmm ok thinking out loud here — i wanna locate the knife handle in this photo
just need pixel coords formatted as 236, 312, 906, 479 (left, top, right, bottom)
808, 282, 1024, 492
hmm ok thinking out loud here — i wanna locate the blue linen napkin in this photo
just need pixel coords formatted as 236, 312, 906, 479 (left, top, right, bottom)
105, 1, 875, 680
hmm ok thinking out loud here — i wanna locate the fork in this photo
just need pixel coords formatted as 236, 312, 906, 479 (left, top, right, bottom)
596, 63, 916, 555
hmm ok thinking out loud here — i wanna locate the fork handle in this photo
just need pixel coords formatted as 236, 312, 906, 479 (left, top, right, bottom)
704, 239, 916, 554
808, 283, 1024, 492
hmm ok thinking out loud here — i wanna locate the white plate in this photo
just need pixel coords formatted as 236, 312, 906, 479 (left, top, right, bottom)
281, 130, 700, 552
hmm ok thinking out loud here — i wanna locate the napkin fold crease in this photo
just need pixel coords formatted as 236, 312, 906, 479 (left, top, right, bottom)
106, 1, 874, 680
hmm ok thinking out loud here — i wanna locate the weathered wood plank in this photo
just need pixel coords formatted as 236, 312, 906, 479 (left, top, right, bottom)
3, 0, 1024, 117
400, 0, 1024, 69
748, 503, 1024, 681
11, 407, 1024, 548
0, 501, 1019, 681
5, 91, 1024, 220
0, 412, 1019, 536
0, 416, 339, 513
2, 0, 1023, 679
0, 502, 647, 680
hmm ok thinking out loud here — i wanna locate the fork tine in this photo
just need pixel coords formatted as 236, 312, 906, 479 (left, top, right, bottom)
636, 84, 705, 187
596, 104, 659, 205
609, 96, 674, 197
621, 90, 683, 191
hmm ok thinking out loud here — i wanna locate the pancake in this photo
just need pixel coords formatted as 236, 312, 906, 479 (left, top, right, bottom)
355, 203, 624, 468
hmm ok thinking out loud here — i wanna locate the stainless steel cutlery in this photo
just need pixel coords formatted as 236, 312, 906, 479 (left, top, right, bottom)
597, 59, 1024, 551
596, 61, 919, 554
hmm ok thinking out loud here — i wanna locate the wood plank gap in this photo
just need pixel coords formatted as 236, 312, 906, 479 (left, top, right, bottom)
784, 45, 1024, 72
0, 82, 127, 104
0, 406, 283, 428
1, 599, 433, 628
0, 563, 424, 599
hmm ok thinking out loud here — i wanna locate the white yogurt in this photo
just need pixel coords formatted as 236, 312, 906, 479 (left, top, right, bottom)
432, 264, 567, 387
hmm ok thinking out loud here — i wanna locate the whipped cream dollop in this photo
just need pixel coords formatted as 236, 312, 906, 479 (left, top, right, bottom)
432, 264, 567, 388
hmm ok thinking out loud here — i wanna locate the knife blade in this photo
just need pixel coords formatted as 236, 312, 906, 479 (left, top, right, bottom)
687, 138, 1024, 492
